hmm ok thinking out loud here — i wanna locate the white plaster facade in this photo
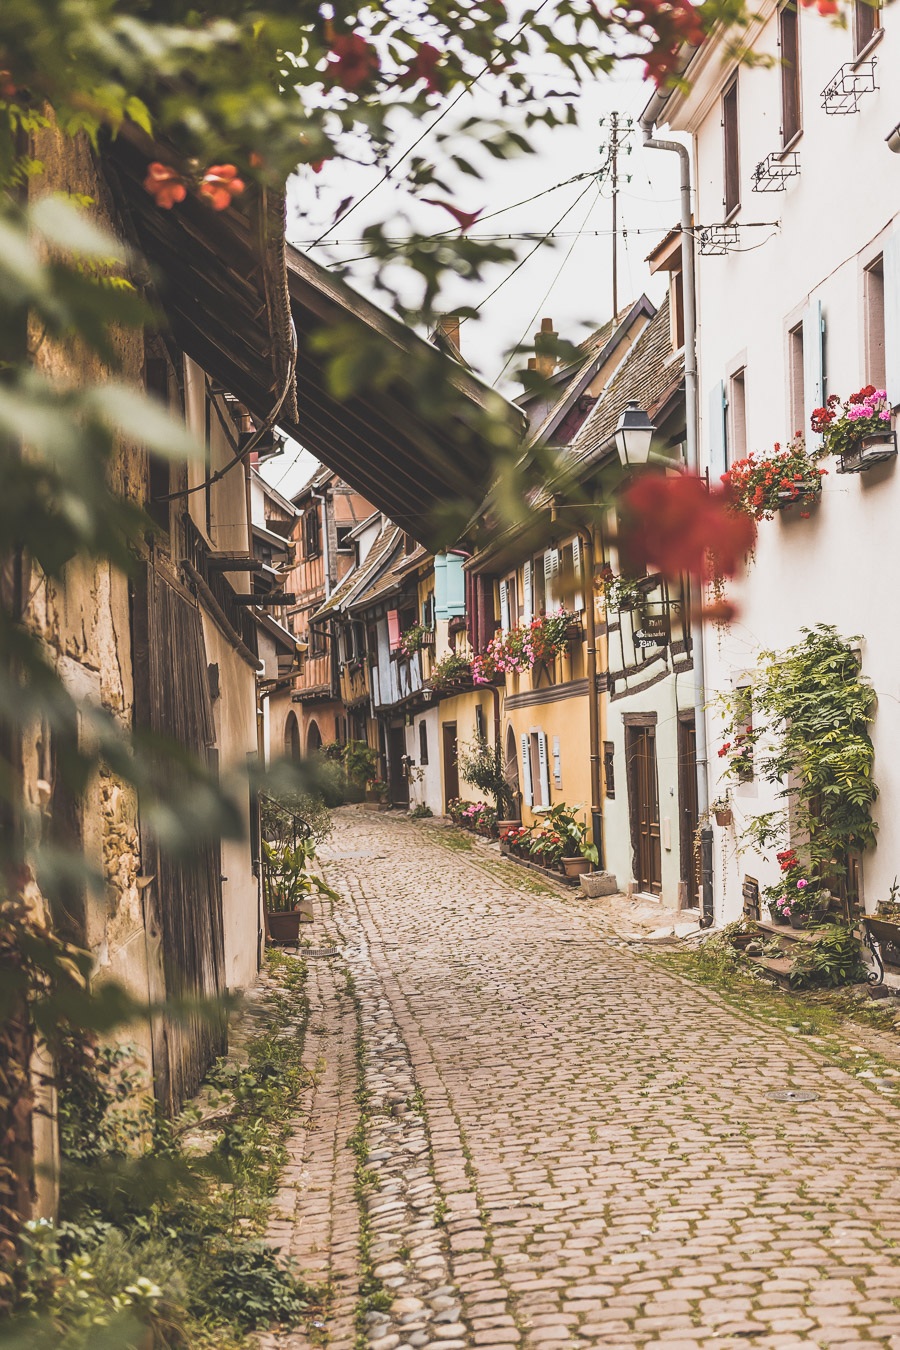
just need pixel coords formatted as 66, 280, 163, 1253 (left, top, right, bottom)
662, 1, 900, 921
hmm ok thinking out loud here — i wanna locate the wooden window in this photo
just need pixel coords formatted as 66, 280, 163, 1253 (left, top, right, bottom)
854, 0, 879, 55
604, 742, 616, 800
734, 685, 754, 783
729, 368, 747, 464
419, 720, 428, 765
723, 77, 740, 219
788, 322, 805, 440
864, 256, 886, 390
304, 509, 321, 559
336, 525, 353, 553
310, 624, 327, 657
672, 268, 685, 351
779, 3, 801, 148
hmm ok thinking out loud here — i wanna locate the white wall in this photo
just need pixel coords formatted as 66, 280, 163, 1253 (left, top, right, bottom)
405, 707, 443, 813
668, 2, 900, 920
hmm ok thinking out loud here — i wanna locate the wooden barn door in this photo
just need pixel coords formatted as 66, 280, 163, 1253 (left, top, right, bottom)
133, 562, 226, 1114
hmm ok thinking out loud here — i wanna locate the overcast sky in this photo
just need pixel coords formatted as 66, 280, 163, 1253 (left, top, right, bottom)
261, 62, 686, 501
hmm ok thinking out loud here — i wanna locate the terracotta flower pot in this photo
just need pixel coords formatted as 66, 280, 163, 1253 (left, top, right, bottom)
561, 857, 591, 878
714, 808, 733, 826
268, 909, 302, 943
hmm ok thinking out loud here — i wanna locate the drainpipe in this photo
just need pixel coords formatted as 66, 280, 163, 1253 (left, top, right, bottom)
578, 525, 604, 869
639, 98, 713, 924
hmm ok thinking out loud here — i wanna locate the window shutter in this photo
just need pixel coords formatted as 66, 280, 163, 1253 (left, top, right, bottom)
884, 231, 900, 409
543, 549, 559, 608
803, 300, 825, 446
434, 553, 448, 620
708, 380, 727, 480
499, 579, 510, 633
446, 553, 466, 617
387, 609, 401, 650
552, 735, 562, 789
520, 733, 533, 806
538, 732, 551, 805
571, 537, 584, 612
522, 560, 533, 623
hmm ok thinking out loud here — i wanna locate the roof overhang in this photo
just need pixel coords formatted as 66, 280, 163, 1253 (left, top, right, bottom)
280, 246, 526, 551
104, 128, 296, 429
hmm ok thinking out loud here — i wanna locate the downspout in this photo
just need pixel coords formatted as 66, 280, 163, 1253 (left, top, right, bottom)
639, 98, 713, 924
578, 525, 604, 868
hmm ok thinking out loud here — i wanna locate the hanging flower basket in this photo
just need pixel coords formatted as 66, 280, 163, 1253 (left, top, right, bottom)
838, 429, 898, 475
814, 387, 898, 475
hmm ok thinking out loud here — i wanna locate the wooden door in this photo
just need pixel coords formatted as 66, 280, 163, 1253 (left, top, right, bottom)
678, 717, 699, 905
388, 726, 409, 806
442, 722, 459, 805
627, 725, 662, 895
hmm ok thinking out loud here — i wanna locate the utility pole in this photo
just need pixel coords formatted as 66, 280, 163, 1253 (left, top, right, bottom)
599, 113, 633, 318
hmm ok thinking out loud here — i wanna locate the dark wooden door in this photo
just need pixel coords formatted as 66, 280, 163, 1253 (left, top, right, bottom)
627, 725, 662, 895
442, 722, 459, 806
678, 717, 699, 905
388, 726, 409, 806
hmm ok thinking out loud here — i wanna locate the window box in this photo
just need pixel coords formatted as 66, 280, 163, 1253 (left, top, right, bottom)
775, 477, 822, 509
836, 429, 897, 475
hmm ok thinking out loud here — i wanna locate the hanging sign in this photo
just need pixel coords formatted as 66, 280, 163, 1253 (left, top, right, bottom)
633, 612, 670, 649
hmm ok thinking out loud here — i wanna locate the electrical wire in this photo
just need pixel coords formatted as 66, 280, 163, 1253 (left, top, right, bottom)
308, 0, 553, 248
493, 180, 603, 384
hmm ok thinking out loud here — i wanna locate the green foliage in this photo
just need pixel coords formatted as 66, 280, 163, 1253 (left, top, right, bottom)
457, 731, 516, 817
546, 802, 597, 863
723, 626, 877, 889
409, 802, 433, 818
428, 652, 471, 692
196, 1239, 314, 1331
343, 740, 379, 786
788, 925, 869, 990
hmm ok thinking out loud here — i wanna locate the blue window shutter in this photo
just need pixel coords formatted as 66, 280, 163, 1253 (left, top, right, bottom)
446, 554, 466, 617
884, 231, 900, 409
434, 553, 448, 620
803, 300, 825, 446
708, 381, 727, 480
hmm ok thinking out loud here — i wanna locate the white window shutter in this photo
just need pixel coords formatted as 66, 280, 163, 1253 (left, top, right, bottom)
803, 300, 825, 446
544, 549, 559, 608
552, 734, 562, 789
708, 380, 727, 479
884, 232, 900, 409
522, 560, 533, 623
571, 537, 584, 612
538, 732, 551, 805
499, 579, 510, 633
520, 733, 533, 806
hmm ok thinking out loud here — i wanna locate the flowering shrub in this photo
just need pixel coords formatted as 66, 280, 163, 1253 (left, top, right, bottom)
472, 629, 527, 683
598, 567, 646, 612
524, 610, 576, 664
724, 438, 827, 521
447, 798, 497, 833
811, 387, 892, 458
526, 825, 565, 867
717, 724, 756, 780
429, 652, 471, 692
365, 776, 390, 802
399, 622, 431, 655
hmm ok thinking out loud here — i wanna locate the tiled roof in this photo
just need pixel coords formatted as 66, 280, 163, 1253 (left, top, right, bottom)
569, 295, 683, 468
526, 296, 656, 449
310, 524, 401, 620
348, 536, 415, 609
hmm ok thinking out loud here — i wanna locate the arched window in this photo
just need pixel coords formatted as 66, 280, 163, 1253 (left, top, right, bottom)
505, 724, 520, 802
284, 712, 301, 763
307, 720, 322, 754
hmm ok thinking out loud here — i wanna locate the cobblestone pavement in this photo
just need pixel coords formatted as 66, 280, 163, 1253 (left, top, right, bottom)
263, 808, 900, 1350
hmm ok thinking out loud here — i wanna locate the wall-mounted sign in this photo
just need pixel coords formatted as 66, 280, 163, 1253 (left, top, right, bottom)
633, 612, 670, 649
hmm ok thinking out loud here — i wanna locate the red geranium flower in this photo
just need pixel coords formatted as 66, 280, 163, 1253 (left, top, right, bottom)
143, 161, 186, 209
619, 472, 756, 581
401, 42, 444, 93
328, 33, 380, 90
200, 164, 245, 210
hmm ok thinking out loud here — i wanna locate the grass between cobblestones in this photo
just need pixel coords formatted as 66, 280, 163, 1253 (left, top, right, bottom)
655, 940, 900, 1089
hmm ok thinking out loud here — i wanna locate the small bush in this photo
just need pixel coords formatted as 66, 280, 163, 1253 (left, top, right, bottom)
788, 924, 869, 989
195, 1240, 314, 1330
409, 803, 433, 819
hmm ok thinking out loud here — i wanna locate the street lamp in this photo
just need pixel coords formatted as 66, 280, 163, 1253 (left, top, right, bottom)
614, 400, 656, 467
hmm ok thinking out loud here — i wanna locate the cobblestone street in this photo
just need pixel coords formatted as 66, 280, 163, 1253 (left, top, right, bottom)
262, 809, 900, 1350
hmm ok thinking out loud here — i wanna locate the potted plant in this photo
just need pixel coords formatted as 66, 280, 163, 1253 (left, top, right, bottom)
364, 776, 390, 809
542, 802, 598, 876
724, 437, 827, 520
781, 879, 831, 930
429, 651, 472, 694
263, 837, 316, 943
457, 731, 520, 829
712, 796, 733, 827
399, 622, 433, 655
813, 387, 897, 474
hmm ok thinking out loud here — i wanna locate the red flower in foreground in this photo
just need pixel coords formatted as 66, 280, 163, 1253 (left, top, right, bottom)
619, 473, 756, 581
401, 42, 444, 93
800, 0, 838, 14
143, 162, 187, 209
328, 33, 380, 90
200, 164, 245, 211
422, 198, 484, 233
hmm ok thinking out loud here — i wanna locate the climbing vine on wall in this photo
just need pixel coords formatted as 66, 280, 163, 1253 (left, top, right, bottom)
720, 625, 877, 888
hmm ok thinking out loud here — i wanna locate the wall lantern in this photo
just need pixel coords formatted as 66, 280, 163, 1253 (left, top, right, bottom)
614, 401, 656, 467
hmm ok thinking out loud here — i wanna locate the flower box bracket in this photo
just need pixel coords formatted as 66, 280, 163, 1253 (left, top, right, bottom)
836, 428, 897, 475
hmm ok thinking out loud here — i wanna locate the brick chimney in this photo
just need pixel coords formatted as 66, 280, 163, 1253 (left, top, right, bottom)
534, 316, 557, 379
